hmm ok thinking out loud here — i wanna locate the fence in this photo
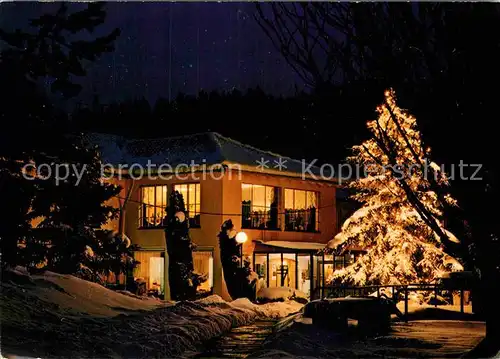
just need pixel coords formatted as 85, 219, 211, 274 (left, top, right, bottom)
312, 283, 469, 317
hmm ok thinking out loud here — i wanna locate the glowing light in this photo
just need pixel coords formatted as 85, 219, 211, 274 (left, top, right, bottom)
324, 88, 461, 286
175, 211, 186, 223
235, 231, 248, 244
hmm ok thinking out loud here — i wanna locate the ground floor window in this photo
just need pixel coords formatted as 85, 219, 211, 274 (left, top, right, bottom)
134, 249, 213, 297
193, 250, 214, 295
297, 254, 311, 297
253, 251, 354, 299
254, 252, 315, 297
269, 253, 282, 287
282, 253, 296, 289
133, 251, 165, 296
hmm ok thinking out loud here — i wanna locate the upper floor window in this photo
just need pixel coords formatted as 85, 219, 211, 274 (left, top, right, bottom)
284, 189, 319, 232
139, 185, 168, 228
241, 184, 279, 230
174, 183, 201, 228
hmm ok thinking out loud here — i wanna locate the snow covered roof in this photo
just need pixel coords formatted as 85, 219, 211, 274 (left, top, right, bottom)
253, 240, 326, 253
85, 132, 335, 181
262, 240, 326, 250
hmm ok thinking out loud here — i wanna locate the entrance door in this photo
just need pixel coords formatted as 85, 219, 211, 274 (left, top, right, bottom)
297, 254, 312, 298
282, 253, 296, 289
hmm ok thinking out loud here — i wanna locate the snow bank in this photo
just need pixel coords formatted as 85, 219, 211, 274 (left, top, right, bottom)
425, 294, 449, 306
1, 272, 303, 358
368, 289, 429, 305
4, 268, 166, 317
259, 240, 326, 250
257, 287, 309, 304
2, 291, 258, 358
196, 294, 228, 306
198, 295, 304, 319
231, 297, 303, 319
258, 287, 294, 301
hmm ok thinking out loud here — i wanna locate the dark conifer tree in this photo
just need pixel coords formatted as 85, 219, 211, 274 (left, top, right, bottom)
164, 190, 204, 300
218, 219, 257, 301
0, 3, 135, 282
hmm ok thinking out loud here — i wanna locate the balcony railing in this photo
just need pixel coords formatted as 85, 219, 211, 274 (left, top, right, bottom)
241, 203, 279, 230
139, 213, 166, 228
285, 207, 318, 232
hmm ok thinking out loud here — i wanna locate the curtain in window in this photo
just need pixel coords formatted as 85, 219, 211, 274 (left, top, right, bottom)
193, 251, 213, 292
133, 251, 163, 293
174, 183, 201, 227
284, 189, 319, 232
140, 186, 167, 227
241, 184, 279, 229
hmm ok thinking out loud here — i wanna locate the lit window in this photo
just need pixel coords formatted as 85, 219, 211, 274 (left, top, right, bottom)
174, 183, 201, 227
139, 185, 168, 228
334, 255, 345, 270
241, 184, 279, 229
254, 254, 268, 284
133, 251, 164, 296
193, 250, 213, 294
284, 189, 319, 232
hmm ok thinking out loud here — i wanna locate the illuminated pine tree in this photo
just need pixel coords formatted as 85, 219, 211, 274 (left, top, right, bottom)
326, 89, 463, 285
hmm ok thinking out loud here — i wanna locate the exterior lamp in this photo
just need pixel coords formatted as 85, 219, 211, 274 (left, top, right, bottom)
235, 231, 248, 267
235, 231, 248, 244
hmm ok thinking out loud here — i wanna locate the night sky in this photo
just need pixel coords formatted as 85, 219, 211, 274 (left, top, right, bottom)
1, 2, 302, 105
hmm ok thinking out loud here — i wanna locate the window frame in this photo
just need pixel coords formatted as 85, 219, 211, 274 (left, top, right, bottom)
173, 182, 201, 228
252, 251, 316, 299
283, 188, 320, 233
192, 247, 214, 294
241, 183, 280, 230
138, 185, 168, 229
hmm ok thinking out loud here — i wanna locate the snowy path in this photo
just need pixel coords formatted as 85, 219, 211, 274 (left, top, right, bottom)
247, 319, 485, 358
192, 320, 277, 358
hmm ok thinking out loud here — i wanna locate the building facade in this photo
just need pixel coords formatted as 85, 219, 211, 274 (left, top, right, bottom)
92, 132, 347, 300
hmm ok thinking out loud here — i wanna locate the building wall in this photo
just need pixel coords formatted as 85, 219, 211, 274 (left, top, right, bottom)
117, 170, 337, 300
119, 174, 230, 300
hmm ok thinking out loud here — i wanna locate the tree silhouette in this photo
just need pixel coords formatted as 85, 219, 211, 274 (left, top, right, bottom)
256, 4, 500, 353
0, 3, 135, 282
218, 219, 257, 301
164, 190, 205, 300
0, 2, 120, 98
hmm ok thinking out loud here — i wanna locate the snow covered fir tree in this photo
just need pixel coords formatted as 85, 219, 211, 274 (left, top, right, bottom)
0, 2, 135, 284
164, 190, 205, 300
326, 89, 463, 286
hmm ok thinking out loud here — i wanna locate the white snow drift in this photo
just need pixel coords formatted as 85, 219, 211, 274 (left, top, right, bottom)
1, 268, 303, 358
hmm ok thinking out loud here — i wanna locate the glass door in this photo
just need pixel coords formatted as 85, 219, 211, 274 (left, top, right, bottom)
297, 254, 311, 298
282, 253, 296, 289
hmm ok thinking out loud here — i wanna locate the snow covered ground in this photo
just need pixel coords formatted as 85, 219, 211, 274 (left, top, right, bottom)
257, 287, 309, 304
0, 269, 303, 358
3, 267, 168, 317
249, 302, 485, 358
249, 319, 485, 358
